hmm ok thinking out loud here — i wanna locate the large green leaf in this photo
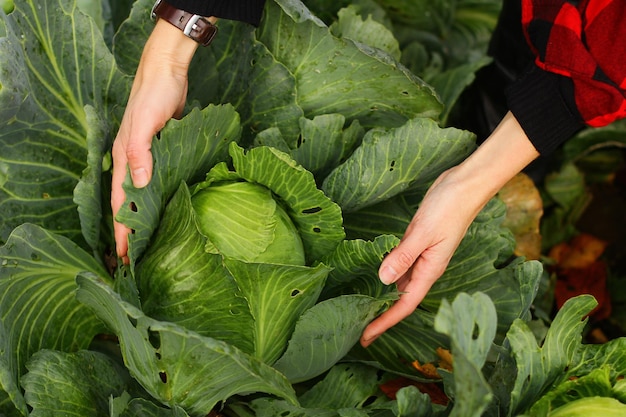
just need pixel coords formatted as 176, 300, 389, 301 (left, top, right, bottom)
241, 363, 436, 416
567, 338, 626, 381
111, 395, 191, 417
209, 21, 305, 142
506, 295, 598, 416
223, 257, 331, 365
273, 295, 388, 383
322, 118, 475, 212
0, 223, 111, 414
254, 114, 365, 180
329, 6, 401, 61
0, 0, 130, 244
76, 273, 299, 415
21, 349, 128, 416
116, 105, 241, 266
434, 293, 496, 417
260, 0, 443, 129
320, 235, 400, 299
111, 0, 152, 75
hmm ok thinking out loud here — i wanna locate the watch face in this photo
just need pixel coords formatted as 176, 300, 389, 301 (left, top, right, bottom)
150, 0, 162, 20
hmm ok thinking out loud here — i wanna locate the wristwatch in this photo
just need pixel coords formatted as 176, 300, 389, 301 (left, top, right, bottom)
151, 0, 218, 46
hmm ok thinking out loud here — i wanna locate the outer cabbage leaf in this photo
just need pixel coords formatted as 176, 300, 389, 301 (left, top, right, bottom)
111, 0, 152, 75
322, 118, 475, 212
259, 0, 443, 129
111, 395, 191, 417
273, 295, 388, 383
342, 195, 415, 241
116, 105, 241, 266
505, 295, 598, 416
75, 273, 299, 415
320, 235, 400, 299
567, 337, 626, 381
528, 366, 616, 417
223, 257, 330, 365
561, 120, 626, 163
329, 6, 401, 61
0, 223, 111, 414
225, 143, 345, 262
434, 293, 496, 417
254, 114, 365, 180
239, 363, 435, 416
21, 350, 128, 416
0, 0, 130, 244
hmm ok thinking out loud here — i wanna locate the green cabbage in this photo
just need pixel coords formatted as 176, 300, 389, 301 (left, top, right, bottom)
191, 181, 305, 265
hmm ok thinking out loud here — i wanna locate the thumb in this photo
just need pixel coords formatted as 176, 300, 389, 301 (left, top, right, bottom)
378, 234, 427, 285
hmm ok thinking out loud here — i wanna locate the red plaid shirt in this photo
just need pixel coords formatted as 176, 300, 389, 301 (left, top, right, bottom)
507, 0, 626, 154
522, 0, 626, 127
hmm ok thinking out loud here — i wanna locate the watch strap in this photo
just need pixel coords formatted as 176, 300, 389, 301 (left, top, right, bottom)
151, 0, 218, 47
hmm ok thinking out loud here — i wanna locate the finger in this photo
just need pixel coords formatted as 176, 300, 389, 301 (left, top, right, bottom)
124, 121, 154, 189
360, 272, 433, 347
378, 228, 432, 285
361, 251, 448, 347
111, 141, 131, 262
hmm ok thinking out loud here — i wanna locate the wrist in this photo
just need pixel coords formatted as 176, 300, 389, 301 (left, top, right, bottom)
443, 112, 540, 212
139, 18, 201, 77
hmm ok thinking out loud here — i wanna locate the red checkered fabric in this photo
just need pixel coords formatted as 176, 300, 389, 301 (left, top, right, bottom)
522, 0, 626, 127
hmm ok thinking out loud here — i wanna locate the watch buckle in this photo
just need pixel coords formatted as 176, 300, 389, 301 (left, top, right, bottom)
184, 14, 203, 37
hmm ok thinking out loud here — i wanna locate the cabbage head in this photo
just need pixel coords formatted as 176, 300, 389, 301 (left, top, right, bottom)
135, 144, 349, 365
191, 181, 305, 265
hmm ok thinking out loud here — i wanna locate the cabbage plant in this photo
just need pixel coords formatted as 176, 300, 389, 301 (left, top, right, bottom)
2, 0, 625, 416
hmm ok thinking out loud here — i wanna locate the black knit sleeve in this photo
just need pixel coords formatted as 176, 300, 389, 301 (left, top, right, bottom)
506, 65, 585, 155
165, 0, 266, 26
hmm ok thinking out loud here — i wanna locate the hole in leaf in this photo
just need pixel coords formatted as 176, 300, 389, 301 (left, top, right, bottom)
302, 207, 322, 214
155, 131, 161, 140
362, 395, 378, 407
291, 289, 301, 297
280, 412, 290, 417
313, 227, 321, 233
472, 323, 480, 340
401, 90, 409, 96
130, 202, 137, 212
159, 372, 167, 383
148, 329, 161, 350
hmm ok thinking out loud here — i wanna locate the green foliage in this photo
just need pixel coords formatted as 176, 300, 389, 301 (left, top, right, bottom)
1, 0, 623, 416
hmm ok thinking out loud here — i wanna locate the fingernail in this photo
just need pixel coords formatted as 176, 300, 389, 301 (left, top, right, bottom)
361, 333, 380, 347
379, 265, 398, 285
131, 168, 149, 188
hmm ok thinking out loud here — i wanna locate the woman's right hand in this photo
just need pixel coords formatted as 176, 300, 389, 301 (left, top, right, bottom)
111, 19, 200, 264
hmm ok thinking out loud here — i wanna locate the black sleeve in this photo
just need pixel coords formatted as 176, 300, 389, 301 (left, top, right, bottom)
165, 0, 266, 26
506, 65, 584, 155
